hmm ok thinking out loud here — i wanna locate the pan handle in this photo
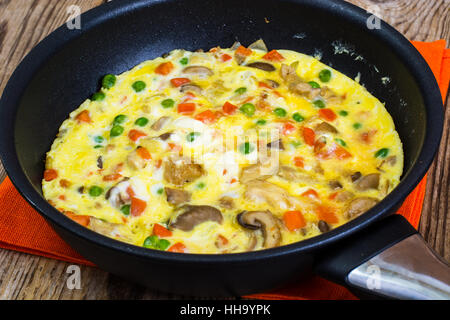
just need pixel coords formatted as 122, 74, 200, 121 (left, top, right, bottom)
314, 215, 450, 299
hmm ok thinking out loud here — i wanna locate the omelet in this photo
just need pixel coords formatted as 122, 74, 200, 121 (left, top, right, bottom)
42, 40, 403, 254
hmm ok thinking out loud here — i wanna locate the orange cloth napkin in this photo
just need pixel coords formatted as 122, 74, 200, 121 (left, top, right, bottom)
0, 40, 448, 299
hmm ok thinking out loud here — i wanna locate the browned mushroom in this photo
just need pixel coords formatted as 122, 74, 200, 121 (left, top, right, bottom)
237, 210, 281, 248
97, 156, 103, 169
89, 217, 133, 243
345, 197, 378, 219
267, 139, 285, 150
246, 62, 276, 72
318, 220, 330, 233
240, 160, 279, 183
314, 122, 338, 134
151, 116, 171, 131
350, 171, 362, 182
163, 158, 204, 186
277, 165, 317, 184
218, 196, 234, 209
354, 173, 380, 191
334, 190, 354, 202
165, 187, 191, 205
170, 205, 222, 231
265, 79, 280, 88
158, 132, 173, 141
280, 64, 299, 83
182, 66, 213, 77
329, 180, 343, 190
244, 179, 301, 210
180, 83, 202, 94
105, 178, 131, 208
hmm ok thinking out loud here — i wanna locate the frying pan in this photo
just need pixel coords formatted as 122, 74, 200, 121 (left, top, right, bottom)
0, 0, 448, 299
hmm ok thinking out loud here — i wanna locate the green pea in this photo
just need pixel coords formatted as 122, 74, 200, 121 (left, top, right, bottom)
120, 205, 130, 216
239, 142, 255, 155
135, 117, 149, 127
375, 148, 390, 158
235, 87, 247, 95
308, 81, 321, 89
102, 74, 116, 89
319, 69, 332, 82
89, 186, 103, 197
290, 141, 302, 148
156, 188, 164, 195
273, 108, 287, 117
196, 182, 206, 189
256, 119, 267, 125
339, 110, 349, 116
179, 57, 189, 65
113, 114, 127, 125
132, 81, 146, 92
353, 122, 362, 129
91, 92, 105, 101
143, 235, 159, 248
313, 99, 326, 109
240, 103, 256, 117
110, 125, 124, 137
161, 98, 175, 108
292, 113, 305, 122
157, 239, 171, 251
94, 136, 104, 143
94, 145, 103, 149
335, 138, 347, 147
186, 132, 201, 142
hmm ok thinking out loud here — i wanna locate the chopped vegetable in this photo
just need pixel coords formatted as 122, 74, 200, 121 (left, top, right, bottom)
113, 114, 127, 125
131, 197, 146, 216
308, 81, 320, 88
222, 101, 238, 115
293, 156, 304, 168
170, 78, 190, 87
168, 242, 187, 253
301, 188, 319, 199
263, 50, 285, 62
44, 169, 58, 181
302, 127, 315, 146
239, 142, 255, 154
283, 211, 306, 231
318, 108, 337, 121
234, 87, 247, 95
136, 146, 152, 160
221, 54, 232, 62
313, 99, 326, 109
161, 98, 175, 108
316, 205, 338, 224
143, 235, 159, 248
179, 57, 188, 65
120, 205, 130, 216
132, 81, 146, 92
256, 119, 267, 125
194, 110, 216, 124
177, 102, 196, 114
375, 148, 390, 158
339, 110, 348, 116
335, 138, 347, 147
157, 239, 171, 250
186, 132, 201, 142
235, 45, 252, 57
292, 112, 304, 122
94, 136, 104, 143
65, 212, 91, 227
282, 122, 296, 135
353, 122, 362, 129
128, 129, 147, 142
110, 125, 124, 137
319, 69, 332, 82
153, 223, 173, 237
273, 107, 287, 117
102, 74, 116, 89
88, 186, 103, 197
75, 110, 91, 123
135, 117, 149, 127
240, 103, 256, 117
154, 61, 174, 75
91, 92, 105, 101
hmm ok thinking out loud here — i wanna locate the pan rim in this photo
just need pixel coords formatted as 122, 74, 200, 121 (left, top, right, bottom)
0, 0, 444, 265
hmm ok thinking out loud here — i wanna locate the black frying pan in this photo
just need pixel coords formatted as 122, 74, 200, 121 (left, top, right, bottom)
0, 0, 448, 299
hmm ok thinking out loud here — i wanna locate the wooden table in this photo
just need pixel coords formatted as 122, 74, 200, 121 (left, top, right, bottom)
0, 0, 448, 299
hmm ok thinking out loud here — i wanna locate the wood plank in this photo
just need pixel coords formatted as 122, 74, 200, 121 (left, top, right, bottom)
0, 0, 448, 299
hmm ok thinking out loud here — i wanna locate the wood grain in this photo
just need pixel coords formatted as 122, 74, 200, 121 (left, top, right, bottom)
0, 0, 448, 299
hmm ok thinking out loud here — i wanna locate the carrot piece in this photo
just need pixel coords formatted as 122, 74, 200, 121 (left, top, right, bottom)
103, 173, 123, 181
222, 101, 238, 115
195, 110, 217, 124
59, 179, 71, 188
263, 50, 285, 62
128, 129, 147, 142
177, 102, 196, 114
43, 169, 58, 181
282, 122, 296, 135
316, 205, 339, 224
301, 188, 319, 200
302, 127, 315, 146
333, 145, 352, 159
328, 192, 338, 200
136, 146, 152, 160
283, 210, 306, 231
216, 234, 229, 246
168, 242, 187, 253
235, 45, 252, 57
182, 92, 196, 101
221, 53, 232, 62
170, 78, 190, 87
154, 61, 174, 75
152, 223, 173, 237
126, 186, 135, 197
318, 108, 337, 121
258, 81, 273, 89
131, 197, 147, 217
75, 110, 91, 123
65, 211, 91, 227
293, 156, 304, 168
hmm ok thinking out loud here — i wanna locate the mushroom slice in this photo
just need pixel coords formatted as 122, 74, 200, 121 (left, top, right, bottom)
345, 197, 378, 219
248, 39, 268, 52
165, 187, 191, 205
237, 210, 281, 248
334, 190, 354, 202
151, 116, 171, 131
244, 179, 301, 210
354, 173, 380, 191
240, 159, 279, 183
163, 157, 204, 186
218, 196, 234, 209
170, 205, 222, 231
277, 165, 316, 183
314, 122, 338, 134
318, 220, 330, 233
105, 178, 131, 208
246, 62, 276, 72
180, 83, 202, 94
280, 64, 300, 83
328, 180, 343, 190
158, 132, 173, 141
265, 79, 280, 88
182, 66, 213, 77
267, 139, 284, 150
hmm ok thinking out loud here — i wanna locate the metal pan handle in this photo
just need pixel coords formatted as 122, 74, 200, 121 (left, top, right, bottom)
315, 215, 450, 299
